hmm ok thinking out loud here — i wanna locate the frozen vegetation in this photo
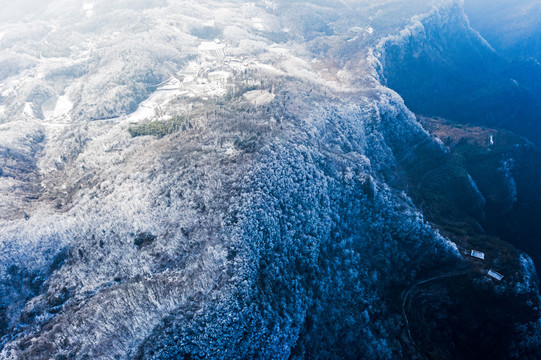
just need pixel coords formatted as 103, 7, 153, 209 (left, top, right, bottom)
0, 0, 540, 359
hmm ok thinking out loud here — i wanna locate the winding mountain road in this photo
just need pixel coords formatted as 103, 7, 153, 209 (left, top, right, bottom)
402, 268, 474, 356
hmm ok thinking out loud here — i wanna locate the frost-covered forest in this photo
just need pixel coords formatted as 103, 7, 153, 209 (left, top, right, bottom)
1, 0, 541, 359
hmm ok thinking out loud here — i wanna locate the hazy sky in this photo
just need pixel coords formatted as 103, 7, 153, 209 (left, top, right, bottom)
1, 0, 540, 58
0, 0, 52, 22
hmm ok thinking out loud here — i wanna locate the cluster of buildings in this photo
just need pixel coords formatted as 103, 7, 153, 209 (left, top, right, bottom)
469, 249, 504, 281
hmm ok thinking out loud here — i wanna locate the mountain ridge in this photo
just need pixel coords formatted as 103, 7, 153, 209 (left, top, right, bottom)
0, 1, 540, 358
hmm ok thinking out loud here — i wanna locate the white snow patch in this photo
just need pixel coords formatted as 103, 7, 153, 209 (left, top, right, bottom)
54, 95, 73, 118
252, 18, 264, 31
127, 94, 168, 123
23, 103, 36, 118
243, 90, 275, 106
2, 88, 14, 97
124, 74, 200, 123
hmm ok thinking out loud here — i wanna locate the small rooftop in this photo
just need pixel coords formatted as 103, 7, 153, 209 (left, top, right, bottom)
487, 269, 504, 281
470, 250, 485, 260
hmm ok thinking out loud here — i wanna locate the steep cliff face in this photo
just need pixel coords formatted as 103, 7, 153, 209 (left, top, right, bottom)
0, 1, 540, 359
379, 2, 541, 145
378, 1, 541, 283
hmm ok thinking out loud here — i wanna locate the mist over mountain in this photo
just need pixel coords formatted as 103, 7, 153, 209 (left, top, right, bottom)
381, 0, 541, 145
464, 0, 541, 59
0, 1, 540, 359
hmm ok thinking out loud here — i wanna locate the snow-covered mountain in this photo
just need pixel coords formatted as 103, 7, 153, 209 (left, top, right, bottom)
0, 1, 540, 359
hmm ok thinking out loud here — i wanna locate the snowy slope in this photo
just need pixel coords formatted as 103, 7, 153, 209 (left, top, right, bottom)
0, 1, 540, 359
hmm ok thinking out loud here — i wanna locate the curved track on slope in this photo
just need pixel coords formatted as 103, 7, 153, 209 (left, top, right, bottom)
402, 268, 473, 357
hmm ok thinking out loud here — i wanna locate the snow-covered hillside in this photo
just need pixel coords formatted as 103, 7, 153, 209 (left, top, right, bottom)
0, 1, 540, 359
